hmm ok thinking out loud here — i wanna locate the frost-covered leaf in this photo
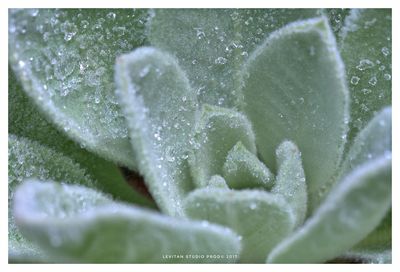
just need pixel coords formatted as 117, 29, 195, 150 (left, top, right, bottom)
14, 180, 241, 263
150, 9, 319, 108
115, 47, 197, 217
267, 155, 391, 263
9, 9, 150, 169
8, 134, 93, 263
185, 188, 294, 263
9, 67, 155, 207
339, 106, 391, 177
272, 141, 307, 227
340, 9, 391, 143
189, 105, 256, 188
222, 142, 274, 190
207, 175, 229, 189
241, 17, 349, 212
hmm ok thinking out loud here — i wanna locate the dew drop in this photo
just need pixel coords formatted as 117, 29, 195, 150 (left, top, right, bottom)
356, 59, 374, 71
214, 57, 227, 65
350, 76, 360, 85
381, 47, 390, 56
249, 203, 257, 210
384, 74, 391, 81
368, 76, 377, 86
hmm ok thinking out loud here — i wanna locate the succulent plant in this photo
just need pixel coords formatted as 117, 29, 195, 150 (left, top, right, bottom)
8, 8, 391, 263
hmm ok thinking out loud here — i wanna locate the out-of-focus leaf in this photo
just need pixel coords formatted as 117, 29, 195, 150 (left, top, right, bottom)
9, 66, 155, 208
340, 9, 391, 144
9, 9, 150, 169
14, 180, 242, 263
222, 142, 274, 190
8, 134, 93, 263
337, 249, 391, 264
241, 17, 349, 213
115, 47, 197, 217
189, 105, 256, 188
185, 188, 294, 263
339, 106, 391, 178
149, 9, 319, 108
272, 141, 307, 227
267, 155, 391, 263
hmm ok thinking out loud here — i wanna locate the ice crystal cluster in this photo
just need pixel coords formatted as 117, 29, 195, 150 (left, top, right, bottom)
8, 9, 391, 263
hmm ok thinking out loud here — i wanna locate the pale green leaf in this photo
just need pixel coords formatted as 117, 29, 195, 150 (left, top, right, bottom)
339, 249, 391, 264
222, 142, 274, 190
14, 180, 241, 263
185, 188, 294, 263
340, 9, 391, 143
8, 134, 94, 263
189, 105, 256, 188
267, 155, 391, 263
9, 9, 150, 169
340, 106, 391, 178
9, 66, 155, 208
241, 17, 349, 212
272, 141, 307, 227
149, 9, 319, 108
115, 47, 197, 217
207, 175, 229, 189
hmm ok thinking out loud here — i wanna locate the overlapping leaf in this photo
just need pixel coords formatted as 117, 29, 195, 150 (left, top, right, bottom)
14, 180, 241, 263
241, 17, 349, 212
9, 9, 150, 169
115, 47, 197, 216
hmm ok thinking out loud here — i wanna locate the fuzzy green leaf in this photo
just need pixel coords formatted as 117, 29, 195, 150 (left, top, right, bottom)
150, 9, 320, 108
8, 134, 94, 263
207, 175, 229, 189
185, 188, 294, 263
9, 66, 155, 208
222, 142, 274, 190
9, 9, 150, 169
267, 155, 391, 263
14, 180, 241, 263
189, 105, 256, 188
115, 47, 198, 217
324, 9, 351, 39
272, 141, 307, 227
340, 9, 391, 143
242, 17, 349, 212
340, 106, 391, 178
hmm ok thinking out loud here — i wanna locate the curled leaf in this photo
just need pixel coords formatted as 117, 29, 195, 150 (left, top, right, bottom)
189, 105, 256, 188
115, 47, 197, 216
14, 180, 242, 263
267, 155, 391, 263
222, 142, 274, 190
272, 141, 307, 227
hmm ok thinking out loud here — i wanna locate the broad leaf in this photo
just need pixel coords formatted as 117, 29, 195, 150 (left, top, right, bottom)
272, 141, 307, 227
150, 9, 319, 108
267, 155, 391, 263
9, 9, 150, 169
339, 106, 391, 178
185, 188, 294, 263
14, 180, 241, 263
340, 9, 391, 144
8, 134, 93, 262
241, 17, 349, 212
222, 142, 274, 190
9, 67, 155, 207
115, 47, 197, 217
189, 105, 256, 188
